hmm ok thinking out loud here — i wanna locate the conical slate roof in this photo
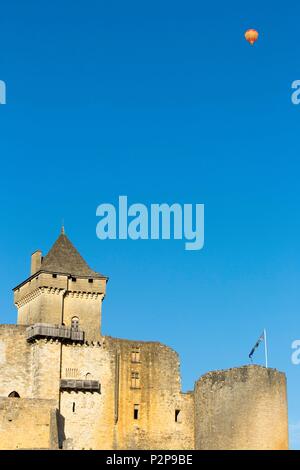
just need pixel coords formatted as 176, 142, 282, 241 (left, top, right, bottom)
41, 231, 105, 278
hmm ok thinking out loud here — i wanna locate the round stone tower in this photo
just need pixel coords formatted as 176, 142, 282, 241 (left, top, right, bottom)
194, 365, 288, 450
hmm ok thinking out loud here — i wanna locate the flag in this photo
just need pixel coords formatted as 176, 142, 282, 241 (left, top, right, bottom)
249, 331, 265, 360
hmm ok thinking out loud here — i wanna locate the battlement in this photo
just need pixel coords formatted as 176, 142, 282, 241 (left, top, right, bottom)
0, 232, 289, 450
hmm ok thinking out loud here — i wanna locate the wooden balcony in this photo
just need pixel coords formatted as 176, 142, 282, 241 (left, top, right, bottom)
26, 323, 84, 343
60, 379, 100, 392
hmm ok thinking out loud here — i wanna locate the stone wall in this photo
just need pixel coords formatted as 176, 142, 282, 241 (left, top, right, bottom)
14, 273, 106, 342
55, 337, 194, 450
0, 325, 289, 450
63, 289, 104, 341
30, 339, 61, 401
0, 398, 59, 449
0, 325, 32, 398
107, 337, 194, 450
194, 365, 289, 450
14, 273, 67, 326
0, 324, 62, 403
59, 340, 115, 449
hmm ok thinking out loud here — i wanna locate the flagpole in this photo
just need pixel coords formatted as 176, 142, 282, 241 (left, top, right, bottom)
264, 328, 268, 368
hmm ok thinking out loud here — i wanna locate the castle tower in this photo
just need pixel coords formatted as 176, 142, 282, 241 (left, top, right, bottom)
13, 229, 108, 341
194, 365, 289, 450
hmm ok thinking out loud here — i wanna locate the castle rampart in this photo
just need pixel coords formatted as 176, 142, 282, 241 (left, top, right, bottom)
0, 232, 289, 450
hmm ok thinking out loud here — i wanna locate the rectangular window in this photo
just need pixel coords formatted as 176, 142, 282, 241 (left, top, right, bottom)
131, 371, 140, 389
134, 404, 140, 420
131, 347, 140, 363
88, 279, 93, 283
52, 274, 57, 278
71, 277, 76, 282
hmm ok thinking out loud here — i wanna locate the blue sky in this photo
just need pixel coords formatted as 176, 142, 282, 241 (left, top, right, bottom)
0, 0, 300, 448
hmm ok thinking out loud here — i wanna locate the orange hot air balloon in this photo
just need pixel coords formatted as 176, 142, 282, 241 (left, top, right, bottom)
245, 29, 259, 45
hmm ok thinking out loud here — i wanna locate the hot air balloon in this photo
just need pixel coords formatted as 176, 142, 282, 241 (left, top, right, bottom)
245, 29, 259, 45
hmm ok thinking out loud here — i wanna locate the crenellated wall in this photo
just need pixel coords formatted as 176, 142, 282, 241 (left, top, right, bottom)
3, 233, 290, 450
14, 273, 67, 326
0, 324, 195, 450
0, 325, 289, 450
14, 273, 106, 342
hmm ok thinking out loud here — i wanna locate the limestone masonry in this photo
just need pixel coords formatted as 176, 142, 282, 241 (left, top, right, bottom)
0, 231, 289, 449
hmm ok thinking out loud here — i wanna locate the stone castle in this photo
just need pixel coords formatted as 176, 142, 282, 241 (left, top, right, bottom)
0, 230, 289, 449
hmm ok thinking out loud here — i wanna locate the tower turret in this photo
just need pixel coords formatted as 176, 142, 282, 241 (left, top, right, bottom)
13, 229, 108, 341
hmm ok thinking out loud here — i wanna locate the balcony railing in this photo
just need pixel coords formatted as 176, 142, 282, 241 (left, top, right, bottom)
60, 379, 100, 392
26, 323, 84, 343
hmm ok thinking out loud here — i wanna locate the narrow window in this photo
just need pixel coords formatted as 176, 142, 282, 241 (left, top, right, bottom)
131, 346, 140, 363
175, 409, 181, 423
72, 402, 75, 413
133, 404, 139, 420
131, 371, 140, 389
71, 317, 79, 330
